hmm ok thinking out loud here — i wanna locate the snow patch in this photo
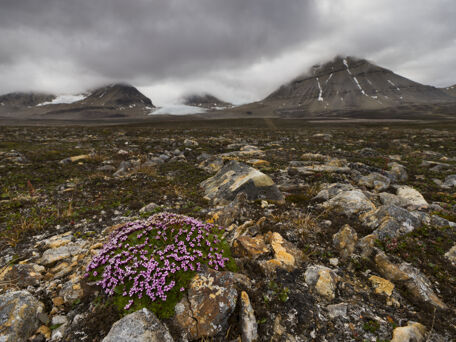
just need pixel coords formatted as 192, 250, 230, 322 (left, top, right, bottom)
353, 77, 367, 96
149, 105, 207, 115
325, 73, 333, 85
37, 94, 87, 106
387, 80, 400, 91
316, 77, 324, 102
366, 79, 373, 86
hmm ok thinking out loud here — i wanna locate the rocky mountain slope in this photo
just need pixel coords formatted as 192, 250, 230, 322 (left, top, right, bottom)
0, 122, 456, 341
442, 84, 456, 97
0, 83, 154, 121
0, 92, 56, 108
183, 93, 232, 109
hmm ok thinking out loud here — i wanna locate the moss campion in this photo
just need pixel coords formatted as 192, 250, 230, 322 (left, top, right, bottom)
85, 212, 232, 317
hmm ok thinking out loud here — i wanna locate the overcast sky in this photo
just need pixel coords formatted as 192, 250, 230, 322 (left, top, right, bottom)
1, 0, 455, 105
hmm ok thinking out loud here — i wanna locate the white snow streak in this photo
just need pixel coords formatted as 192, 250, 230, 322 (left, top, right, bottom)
325, 73, 333, 85
387, 80, 400, 91
149, 104, 207, 115
353, 77, 367, 96
316, 77, 324, 102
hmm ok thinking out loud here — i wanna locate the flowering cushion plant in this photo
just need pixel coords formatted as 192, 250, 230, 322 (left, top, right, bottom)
85, 212, 235, 318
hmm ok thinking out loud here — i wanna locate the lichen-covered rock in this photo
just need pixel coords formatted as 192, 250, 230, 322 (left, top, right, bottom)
375, 252, 447, 310
232, 235, 269, 259
240, 291, 258, 342
395, 186, 428, 209
304, 265, 339, 300
321, 190, 375, 217
360, 205, 421, 240
259, 232, 304, 273
0, 291, 45, 342
200, 160, 284, 204
0, 263, 44, 288
332, 224, 358, 259
102, 308, 174, 342
388, 162, 408, 183
391, 322, 426, 342
369, 275, 394, 296
174, 269, 237, 340
445, 245, 456, 264
358, 172, 390, 191
441, 174, 456, 189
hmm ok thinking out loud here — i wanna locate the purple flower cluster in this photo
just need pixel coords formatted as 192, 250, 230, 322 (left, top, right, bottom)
85, 212, 229, 310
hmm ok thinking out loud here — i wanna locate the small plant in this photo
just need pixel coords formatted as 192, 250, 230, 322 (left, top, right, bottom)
86, 212, 233, 318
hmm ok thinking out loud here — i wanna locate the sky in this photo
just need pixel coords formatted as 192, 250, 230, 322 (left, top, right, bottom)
0, 0, 455, 105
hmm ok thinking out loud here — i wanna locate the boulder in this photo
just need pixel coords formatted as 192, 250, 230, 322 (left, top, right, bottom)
395, 186, 428, 209
445, 245, 456, 264
102, 308, 174, 342
442, 174, 456, 189
174, 270, 237, 340
321, 190, 375, 217
332, 224, 358, 259
304, 265, 339, 300
232, 235, 269, 259
200, 160, 284, 205
391, 322, 426, 342
388, 162, 408, 182
358, 172, 390, 191
0, 291, 45, 342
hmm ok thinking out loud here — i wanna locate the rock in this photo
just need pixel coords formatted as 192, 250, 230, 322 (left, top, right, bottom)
97, 165, 116, 172
358, 172, 390, 191
139, 202, 159, 213
312, 183, 355, 202
262, 232, 304, 271
240, 291, 258, 342
332, 224, 358, 259
0, 263, 44, 288
391, 322, 426, 342
247, 159, 270, 168
200, 160, 284, 205
198, 156, 224, 173
174, 270, 237, 340
369, 275, 394, 296
232, 235, 269, 259
59, 154, 91, 164
59, 278, 84, 304
183, 138, 198, 147
210, 192, 247, 227
39, 241, 87, 266
321, 190, 375, 217
50, 315, 68, 341
442, 174, 456, 188
304, 265, 338, 300
444, 245, 456, 264
102, 308, 174, 342
378, 192, 411, 208
388, 162, 408, 182
360, 205, 421, 240
326, 303, 348, 319
375, 252, 447, 310
395, 186, 428, 209
36, 326, 51, 340
0, 290, 45, 342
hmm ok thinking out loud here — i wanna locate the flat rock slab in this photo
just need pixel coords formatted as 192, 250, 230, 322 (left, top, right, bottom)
201, 160, 284, 205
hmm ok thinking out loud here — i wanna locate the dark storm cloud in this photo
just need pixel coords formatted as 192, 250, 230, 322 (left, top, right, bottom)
0, 0, 455, 103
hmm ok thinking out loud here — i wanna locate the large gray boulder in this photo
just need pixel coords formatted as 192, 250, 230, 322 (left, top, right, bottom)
200, 160, 284, 204
102, 308, 174, 342
321, 190, 375, 217
0, 291, 45, 342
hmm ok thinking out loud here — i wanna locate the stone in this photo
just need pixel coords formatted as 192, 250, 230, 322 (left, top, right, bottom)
326, 303, 348, 319
200, 160, 284, 205
102, 308, 174, 342
264, 232, 304, 271
305, 265, 338, 300
59, 278, 84, 304
50, 315, 68, 341
139, 202, 159, 213
39, 246, 71, 265
36, 326, 51, 340
388, 162, 408, 182
174, 270, 237, 340
59, 154, 91, 164
332, 224, 358, 259
396, 186, 428, 209
378, 192, 411, 208
183, 138, 198, 147
391, 322, 426, 342
444, 245, 456, 264
442, 174, 456, 189
198, 157, 225, 173
240, 291, 258, 342
360, 205, 421, 240
232, 235, 269, 259
375, 252, 447, 310
358, 172, 390, 191
369, 275, 394, 296
0, 263, 44, 288
321, 190, 375, 217
0, 290, 45, 342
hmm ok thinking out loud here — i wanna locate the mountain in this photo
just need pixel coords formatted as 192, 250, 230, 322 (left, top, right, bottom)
263, 56, 454, 113
0, 83, 155, 121
0, 92, 55, 108
182, 93, 232, 109
80, 83, 154, 108
442, 85, 456, 97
